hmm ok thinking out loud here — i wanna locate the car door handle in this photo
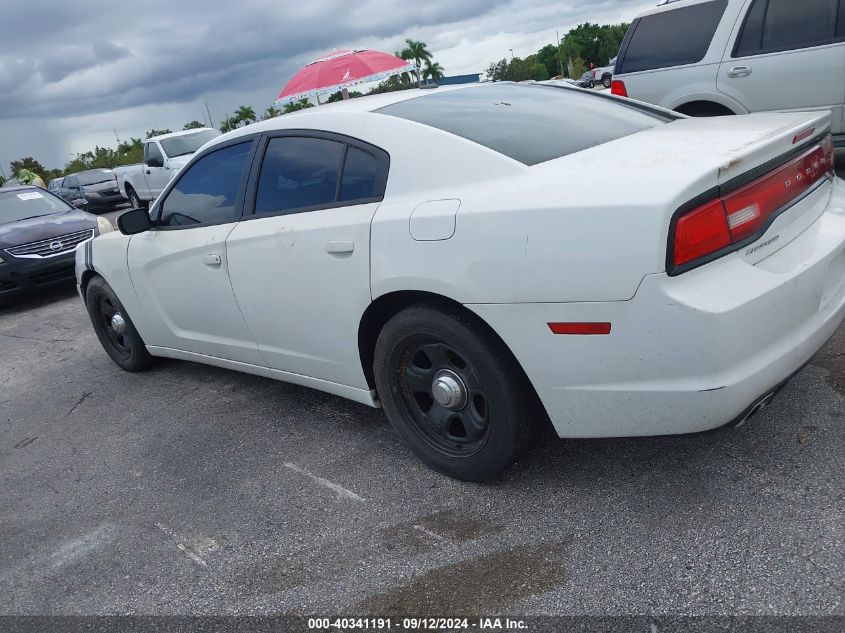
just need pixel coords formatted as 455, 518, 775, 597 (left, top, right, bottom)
325, 241, 354, 254
203, 253, 222, 267
728, 66, 752, 78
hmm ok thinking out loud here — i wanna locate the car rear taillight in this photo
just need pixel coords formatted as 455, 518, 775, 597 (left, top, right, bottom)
672, 135, 834, 272
611, 80, 627, 97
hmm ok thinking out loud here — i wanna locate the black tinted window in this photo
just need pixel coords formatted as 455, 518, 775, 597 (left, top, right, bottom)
378, 84, 671, 166
256, 137, 344, 215
737, 0, 840, 55
340, 147, 379, 201
145, 143, 163, 164
158, 142, 251, 227
620, 1, 728, 73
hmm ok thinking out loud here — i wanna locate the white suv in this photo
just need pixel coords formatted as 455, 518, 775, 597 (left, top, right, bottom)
611, 0, 845, 149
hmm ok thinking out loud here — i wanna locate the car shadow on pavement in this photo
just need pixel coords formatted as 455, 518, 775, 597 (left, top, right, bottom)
0, 281, 79, 314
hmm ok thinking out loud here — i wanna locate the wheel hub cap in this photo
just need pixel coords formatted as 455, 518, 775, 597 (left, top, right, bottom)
431, 369, 467, 410
110, 313, 126, 334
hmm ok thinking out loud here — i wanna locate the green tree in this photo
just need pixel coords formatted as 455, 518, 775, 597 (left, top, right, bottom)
10, 157, 46, 178
485, 58, 509, 82
282, 99, 314, 114
234, 105, 256, 126
422, 61, 445, 83
219, 116, 236, 133
326, 90, 364, 103
531, 61, 549, 81
262, 106, 281, 120
183, 120, 205, 130
536, 43, 562, 78
146, 128, 172, 139
399, 39, 433, 86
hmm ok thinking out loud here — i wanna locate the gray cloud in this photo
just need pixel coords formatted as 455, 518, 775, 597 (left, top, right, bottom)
0, 0, 651, 169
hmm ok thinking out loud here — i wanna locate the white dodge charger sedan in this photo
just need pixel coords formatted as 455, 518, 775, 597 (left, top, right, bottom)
76, 83, 845, 480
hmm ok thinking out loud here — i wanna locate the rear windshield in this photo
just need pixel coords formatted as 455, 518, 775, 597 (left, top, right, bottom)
376, 84, 671, 166
76, 170, 114, 186
619, 0, 728, 74
0, 189, 71, 223
159, 130, 221, 158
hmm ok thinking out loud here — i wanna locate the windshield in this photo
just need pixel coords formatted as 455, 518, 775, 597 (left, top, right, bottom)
76, 170, 114, 186
378, 84, 673, 166
159, 130, 221, 158
0, 189, 71, 223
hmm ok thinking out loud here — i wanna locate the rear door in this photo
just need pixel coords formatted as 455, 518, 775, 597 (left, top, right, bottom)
718, 0, 845, 133
127, 138, 264, 364
225, 132, 389, 389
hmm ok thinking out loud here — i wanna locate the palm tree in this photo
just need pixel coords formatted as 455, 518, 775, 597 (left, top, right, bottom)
219, 116, 236, 133
282, 99, 314, 115
262, 106, 281, 120
129, 137, 143, 152
400, 39, 433, 86
422, 61, 445, 84
235, 105, 256, 126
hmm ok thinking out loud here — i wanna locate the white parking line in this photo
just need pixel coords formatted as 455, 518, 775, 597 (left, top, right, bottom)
283, 462, 365, 503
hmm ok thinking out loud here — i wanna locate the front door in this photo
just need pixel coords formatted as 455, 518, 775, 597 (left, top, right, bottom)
128, 139, 263, 364
226, 134, 389, 388
143, 141, 172, 199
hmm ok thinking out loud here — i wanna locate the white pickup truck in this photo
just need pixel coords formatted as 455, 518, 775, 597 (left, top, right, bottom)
591, 57, 616, 89
116, 128, 220, 207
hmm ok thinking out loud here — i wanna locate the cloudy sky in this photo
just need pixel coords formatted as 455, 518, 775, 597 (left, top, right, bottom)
0, 0, 654, 174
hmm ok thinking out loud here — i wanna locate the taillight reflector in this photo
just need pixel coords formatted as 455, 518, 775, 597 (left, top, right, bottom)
548, 322, 612, 335
610, 80, 628, 97
672, 135, 834, 271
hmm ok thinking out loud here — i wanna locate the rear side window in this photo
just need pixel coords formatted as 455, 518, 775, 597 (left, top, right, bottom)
619, 0, 728, 73
735, 0, 842, 57
158, 142, 251, 227
255, 136, 387, 215
377, 84, 671, 166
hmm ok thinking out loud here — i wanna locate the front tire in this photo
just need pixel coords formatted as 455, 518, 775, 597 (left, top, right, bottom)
85, 277, 154, 372
374, 305, 538, 481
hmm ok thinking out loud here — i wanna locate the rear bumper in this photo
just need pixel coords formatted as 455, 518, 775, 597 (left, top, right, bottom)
469, 184, 845, 438
0, 252, 77, 295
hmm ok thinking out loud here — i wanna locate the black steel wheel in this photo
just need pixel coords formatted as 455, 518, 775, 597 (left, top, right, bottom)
374, 304, 539, 481
85, 276, 154, 372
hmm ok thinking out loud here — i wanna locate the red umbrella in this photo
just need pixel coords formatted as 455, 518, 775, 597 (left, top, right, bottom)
276, 49, 417, 106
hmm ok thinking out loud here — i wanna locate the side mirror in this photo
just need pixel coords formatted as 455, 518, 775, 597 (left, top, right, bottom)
71, 198, 88, 208
145, 156, 163, 168
117, 208, 152, 235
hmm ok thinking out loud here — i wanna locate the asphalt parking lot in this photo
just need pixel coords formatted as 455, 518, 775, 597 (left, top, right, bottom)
1, 183, 843, 618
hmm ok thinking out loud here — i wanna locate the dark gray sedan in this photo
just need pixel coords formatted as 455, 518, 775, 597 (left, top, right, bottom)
58, 169, 125, 212
0, 186, 99, 297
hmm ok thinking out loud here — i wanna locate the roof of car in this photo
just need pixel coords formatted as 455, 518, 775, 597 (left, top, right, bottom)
148, 127, 219, 142
637, 0, 729, 19
210, 83, 518, 146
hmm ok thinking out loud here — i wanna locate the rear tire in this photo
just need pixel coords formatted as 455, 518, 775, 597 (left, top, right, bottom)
85, 277, 154, 372
602, 74, 612, 89
126, 186, 145, 209
374, 304, 538, 481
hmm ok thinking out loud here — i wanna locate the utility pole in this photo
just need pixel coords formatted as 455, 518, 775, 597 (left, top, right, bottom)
556, 31, 565, 78
205, 101, 214, 129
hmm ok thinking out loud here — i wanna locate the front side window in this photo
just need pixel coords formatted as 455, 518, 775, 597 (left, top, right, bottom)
735, 0, 841, 57
619, 0, 728, 73
157, 142, 251, 227
145, 143, 164, 165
